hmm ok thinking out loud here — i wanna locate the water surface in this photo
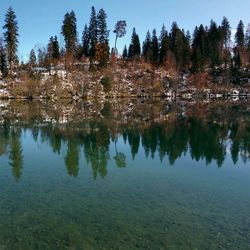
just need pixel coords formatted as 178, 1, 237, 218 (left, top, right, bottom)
0, 99, 250, 249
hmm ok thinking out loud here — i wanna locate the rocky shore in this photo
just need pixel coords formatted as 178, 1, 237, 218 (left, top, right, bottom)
0, 64, 250, 101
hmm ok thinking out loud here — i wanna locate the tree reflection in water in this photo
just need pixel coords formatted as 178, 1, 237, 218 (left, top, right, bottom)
0, 100, 249, 180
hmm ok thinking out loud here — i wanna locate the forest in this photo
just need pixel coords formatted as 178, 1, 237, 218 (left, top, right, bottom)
0, 6, 250, 98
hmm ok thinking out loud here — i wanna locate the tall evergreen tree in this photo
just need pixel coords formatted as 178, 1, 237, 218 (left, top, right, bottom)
182, 31, 191, 69
128, 28, 141, 59
29, 49, 37, 67
221, 17, 231, 49
48, 36, 54, 63
170, 22, 190, 70
150, 29, 159, 65
47, 36, 60, 65
52, 36, 60, 60
159, 24, 169, 65
235, 20, 245, 48
88, 6, 98, 62
220, 17, 232, 74
191, 25, 207, 72
97, 9, 109, 44
122, 45, 128, 59
37, 47, 46, 67
207, 20, 222, 67
3, 7, 19, 74
128, 44, 133, 59
142, 30, 152, 62
82, 24, 90, 57
61, 11, 77, 55
96, 8, 110, 66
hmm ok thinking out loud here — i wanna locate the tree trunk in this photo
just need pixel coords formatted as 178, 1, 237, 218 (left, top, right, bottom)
114, 35, 118, 54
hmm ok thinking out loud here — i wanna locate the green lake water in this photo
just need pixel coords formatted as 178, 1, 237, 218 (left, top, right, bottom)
0, 100, 250, 249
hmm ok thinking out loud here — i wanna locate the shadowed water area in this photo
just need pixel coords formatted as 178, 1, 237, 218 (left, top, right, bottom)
0, 99, 250, 249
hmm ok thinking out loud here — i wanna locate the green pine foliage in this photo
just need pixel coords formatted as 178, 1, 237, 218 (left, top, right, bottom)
52, 36, 60, 60
235, 20, 245, 48
122, 45, 128, 59
96, 8, 110, 67
61, 11, 77, 55
128, 28, 141, 59
150, 29, 159, 65
82, 24, 90, 57
88, 6, 98, 62
169, 22, 190, 70
3, 7, 19, 74
159, 25, 169, 65
191, 25, 207, 72
29, 49, 37, 67
142, 30, 152, 62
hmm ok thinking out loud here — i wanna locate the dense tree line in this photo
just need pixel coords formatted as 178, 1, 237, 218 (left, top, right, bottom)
129, 17, 250, 78
1, 6, 250, 85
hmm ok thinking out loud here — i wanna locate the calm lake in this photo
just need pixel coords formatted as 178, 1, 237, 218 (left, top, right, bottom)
0, 99, 249, 249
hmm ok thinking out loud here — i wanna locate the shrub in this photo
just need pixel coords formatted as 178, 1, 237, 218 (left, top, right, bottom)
100, 76, 112, 92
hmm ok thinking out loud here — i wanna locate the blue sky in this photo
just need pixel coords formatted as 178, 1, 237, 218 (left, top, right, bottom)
1, 0, 250, 61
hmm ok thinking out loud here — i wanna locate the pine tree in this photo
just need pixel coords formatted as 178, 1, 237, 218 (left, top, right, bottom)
3, 7, 19, 75
37, 48, 46, 67
122, 45, 128, 59
52, 36, 60, 60
191, 25, 207, 72
97, 9, 109, 44
170, 22, 181, 68
170, 22, 190, 70
182, 31, 191, 69
29, 49, 37, 68
128, 28, 141, 59
221, 17, 232, 73
61, 11, 77, 55
134, 33, 141, 57
48, 36, 54, 63
142, 30, 152, 62
88, 6, 98, 62
96, 8, 109, 67
82, 24, 90, 57
207, 20, 222, 67
128, 44, 133, 59
150, 29, 159, 65
235, 20, 244, 48
113, 21, 127, 53
221, 17, 231, 49
159, 24, 169, 65
169, 22, 179, 52
47, 36, 60, 66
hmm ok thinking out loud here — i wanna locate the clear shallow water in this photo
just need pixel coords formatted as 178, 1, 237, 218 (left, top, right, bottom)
0, 100, 250, 249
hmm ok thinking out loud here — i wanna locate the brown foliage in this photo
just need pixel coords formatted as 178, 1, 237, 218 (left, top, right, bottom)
95, 43, 109, 67
188, 72, 210, 88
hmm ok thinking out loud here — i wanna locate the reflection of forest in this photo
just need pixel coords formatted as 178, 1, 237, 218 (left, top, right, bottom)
0, 99, 250, 180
